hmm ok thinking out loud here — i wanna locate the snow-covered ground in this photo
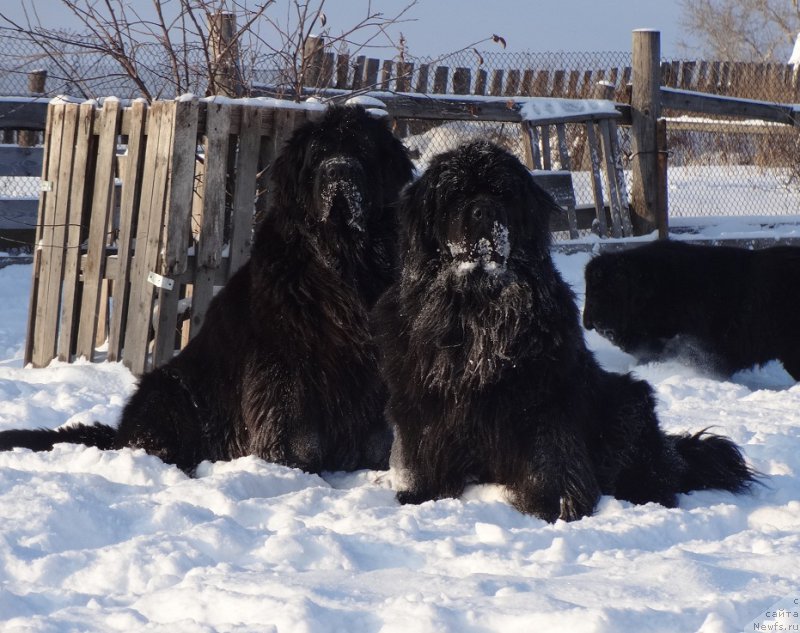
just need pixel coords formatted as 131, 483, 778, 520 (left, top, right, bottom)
0, 251, 798, 633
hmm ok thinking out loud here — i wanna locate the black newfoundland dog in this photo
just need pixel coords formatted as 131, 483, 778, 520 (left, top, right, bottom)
583, 240, 800, 379
375, 141, 754, 522
0, 105, 414, 474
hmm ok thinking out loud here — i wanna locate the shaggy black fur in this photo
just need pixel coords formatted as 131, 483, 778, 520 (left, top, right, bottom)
583, 240, 800, 379
0, 105, 414, 474
375, 141, 755, 522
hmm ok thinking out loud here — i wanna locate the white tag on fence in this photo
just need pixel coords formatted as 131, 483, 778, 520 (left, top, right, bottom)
147, 271, 175, 291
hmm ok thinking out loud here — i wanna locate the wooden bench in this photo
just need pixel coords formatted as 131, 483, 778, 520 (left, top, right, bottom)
521, 106, 635, 239
533, 171, 619, 237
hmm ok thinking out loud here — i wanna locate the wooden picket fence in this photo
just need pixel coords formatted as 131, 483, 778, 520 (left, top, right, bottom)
281, 38, 800, 106
24, 97, 322, 375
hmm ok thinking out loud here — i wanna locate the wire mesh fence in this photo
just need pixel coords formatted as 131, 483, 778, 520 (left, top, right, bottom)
0, 35, 799, 227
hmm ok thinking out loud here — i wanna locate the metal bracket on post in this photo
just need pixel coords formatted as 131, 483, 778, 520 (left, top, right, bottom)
147, 271, 175, 291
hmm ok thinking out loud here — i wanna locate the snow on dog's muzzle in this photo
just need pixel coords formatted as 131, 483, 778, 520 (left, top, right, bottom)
316, 157, 366, 231
448, 221, 510, 275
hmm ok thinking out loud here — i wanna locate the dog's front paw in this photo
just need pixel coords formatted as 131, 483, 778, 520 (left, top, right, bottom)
396, 489, 432, 505
558, 493, 596, 522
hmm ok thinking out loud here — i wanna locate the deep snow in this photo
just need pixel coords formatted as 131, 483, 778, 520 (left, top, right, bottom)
0, 250, 798, 633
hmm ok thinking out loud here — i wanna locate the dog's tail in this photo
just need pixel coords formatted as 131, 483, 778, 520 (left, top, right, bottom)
670, 430, 757, 494
0, 423, 117, 453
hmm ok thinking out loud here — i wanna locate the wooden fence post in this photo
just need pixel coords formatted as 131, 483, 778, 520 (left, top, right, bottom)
209, 11, 243, 97
630, 29, 661, 235
302, 35, 325, 88
19, 70, 47, 147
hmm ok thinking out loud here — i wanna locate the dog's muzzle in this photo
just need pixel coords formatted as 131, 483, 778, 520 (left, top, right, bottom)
448, 221, 510, 276
316, 157, 367, 231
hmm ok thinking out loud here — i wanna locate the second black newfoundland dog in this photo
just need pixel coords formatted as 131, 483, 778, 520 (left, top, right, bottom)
375, 141, 754, 522
583, 240, 800, 379
0, 105, 414, 474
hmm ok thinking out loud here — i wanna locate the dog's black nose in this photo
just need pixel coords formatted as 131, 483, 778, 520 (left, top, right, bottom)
472, 207, 482, 220
322, 158, 355, 182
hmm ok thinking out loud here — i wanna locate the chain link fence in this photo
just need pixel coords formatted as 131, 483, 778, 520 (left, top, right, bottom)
1, 36, 799, 225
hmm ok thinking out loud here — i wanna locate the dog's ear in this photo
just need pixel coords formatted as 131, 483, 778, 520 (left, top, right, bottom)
270, 124, 315, 212
399, 163, 441, 231
395, 164, 444, 259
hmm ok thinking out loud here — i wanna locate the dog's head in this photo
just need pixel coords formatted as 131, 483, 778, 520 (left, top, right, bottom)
270, 105, 413, 236
399, 141, 558, 282
583, 251, 662, 350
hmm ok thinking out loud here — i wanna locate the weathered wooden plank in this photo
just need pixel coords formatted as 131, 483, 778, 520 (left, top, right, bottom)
0, 99, 48, 130
0, 146, 44, 177
124, 101, 173, 374
520, 69, 534, 95
162, 98, 200, 277
703, 61, 718, 93
107, 100, 147, 362
599, 118, 626, 238
38, 104, 79, 367
320, 52, 334, 87
566, 70, 580, 97
24, 101, 56, 366
660, 87, 797, 125
533, 70, 549, 95
351, 56, 366, 90
395, 61, 413, 92
228, 104, 262, 277
187, 101, 233, 341
0, 199, 38, 230
521, 122, 540, 169
680, 61, 696, 90
380, 60, 393, 90
57, 102, 96, 362
302, 36, 324, 88
365, 58, 380, 88
335, 53, 350, 89
489, 69, 504, 96
371, 93, 622, 124
30, 103, 69, 367
620, 67, 632, 91
75, 99, 121, 361
729, 61, 746, 95
433, 66, 449, 93
504, 69, 520, 95
585, 121, 608, 237
150, 103, 200, 366
452, 67, 471, 95
414, 63, 429, 93
474, 69, 487, 95
551, 70, 566, 97
151, 97, 200, 367
579, 70, 594, 98
540, 125, 551, 170
718, 62, 732, 94
554, 123, 578, 238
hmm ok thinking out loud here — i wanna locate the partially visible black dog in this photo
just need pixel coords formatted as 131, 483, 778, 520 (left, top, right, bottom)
0, 105, 414, 474
375, 141, 754, 522
583, 240, 800, 379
